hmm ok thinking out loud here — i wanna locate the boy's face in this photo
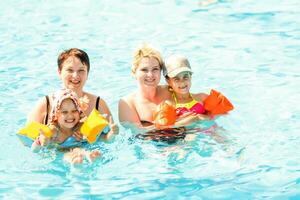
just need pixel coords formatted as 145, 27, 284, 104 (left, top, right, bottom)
168, 72, 192, 95
57, 98, 80, 129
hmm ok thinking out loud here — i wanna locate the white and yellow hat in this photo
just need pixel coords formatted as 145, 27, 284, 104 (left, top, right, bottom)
163, 54, 192, 78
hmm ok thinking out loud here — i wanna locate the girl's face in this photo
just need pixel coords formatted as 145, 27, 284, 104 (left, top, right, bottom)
134, 57, 161, 88
167, 72, 192, 95
59, 56, 88, 92
57, 98, 80, 129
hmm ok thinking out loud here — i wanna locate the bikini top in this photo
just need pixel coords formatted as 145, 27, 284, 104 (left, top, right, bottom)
173, 93, 206, 116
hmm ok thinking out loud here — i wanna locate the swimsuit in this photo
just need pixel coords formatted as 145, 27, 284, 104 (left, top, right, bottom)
140, 120, 153, 126
173, 93, 205, 116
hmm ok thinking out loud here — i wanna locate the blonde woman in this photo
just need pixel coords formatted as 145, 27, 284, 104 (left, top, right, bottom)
118, 44, 171, 129
118, 44, 200, 130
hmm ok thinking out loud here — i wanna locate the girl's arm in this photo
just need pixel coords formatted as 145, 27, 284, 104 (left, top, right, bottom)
31, 125, 56, 151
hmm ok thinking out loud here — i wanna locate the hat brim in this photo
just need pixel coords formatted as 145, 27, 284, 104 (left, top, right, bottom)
167, 67, 192, 78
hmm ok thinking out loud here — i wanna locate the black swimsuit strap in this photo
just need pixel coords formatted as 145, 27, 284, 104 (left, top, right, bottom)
44, 95, 50, 125
140, 120, 153, 126
96, 96, 100, 111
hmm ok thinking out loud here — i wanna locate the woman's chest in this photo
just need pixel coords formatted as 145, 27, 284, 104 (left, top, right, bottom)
134, 100, 157, 121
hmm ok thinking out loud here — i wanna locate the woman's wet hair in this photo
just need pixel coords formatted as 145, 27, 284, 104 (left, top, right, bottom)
57, 48, 90, 73
132, 43, 164, 74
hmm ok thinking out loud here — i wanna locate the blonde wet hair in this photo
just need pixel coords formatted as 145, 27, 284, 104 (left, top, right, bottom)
131, 43, 164, 74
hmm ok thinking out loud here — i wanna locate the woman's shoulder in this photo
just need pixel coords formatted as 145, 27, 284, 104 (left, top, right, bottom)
34, 96, 49, 112
157, 85, 171, 95
27, 95, 50, 123
85, 91, 108, 104
84, 92, 98, 100
157, 85, 172, 100
119, 92, 137, 105
157, 84, 169, 91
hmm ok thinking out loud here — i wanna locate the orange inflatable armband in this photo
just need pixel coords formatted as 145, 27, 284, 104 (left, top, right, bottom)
204, 89, 234, 115
153, 102, 176, 129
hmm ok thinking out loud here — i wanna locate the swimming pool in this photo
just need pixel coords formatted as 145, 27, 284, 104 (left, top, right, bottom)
1, 0, 299, 198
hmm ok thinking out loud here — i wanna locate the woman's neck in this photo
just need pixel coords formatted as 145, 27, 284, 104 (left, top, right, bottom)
138, 86, 158, 102
75, 90, 85, 98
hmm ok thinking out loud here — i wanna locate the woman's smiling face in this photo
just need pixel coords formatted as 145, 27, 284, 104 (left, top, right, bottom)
134, 57, 161, 88
59, 56, 88, 92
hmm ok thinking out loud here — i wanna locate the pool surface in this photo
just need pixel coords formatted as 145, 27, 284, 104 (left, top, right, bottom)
0, 0, 300, 199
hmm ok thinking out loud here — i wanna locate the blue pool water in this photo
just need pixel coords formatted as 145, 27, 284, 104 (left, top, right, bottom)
1, 0, 300, 199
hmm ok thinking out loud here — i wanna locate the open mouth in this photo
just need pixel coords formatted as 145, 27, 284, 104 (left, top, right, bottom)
178, 85, 188, 90
70, 80, 80, 85
65, 119, 76, 123
144, 78, 156, 85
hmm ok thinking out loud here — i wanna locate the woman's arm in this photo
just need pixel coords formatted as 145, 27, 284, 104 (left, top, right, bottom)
98, 98, 114, 122
118, 97, 143, 128
27, 97, 48, 124
95, 98, 119, 141
174, 113, 210, 127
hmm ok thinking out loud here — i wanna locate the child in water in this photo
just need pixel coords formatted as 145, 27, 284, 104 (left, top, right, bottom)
31, 89, 100, 164
163, 54, 210, 126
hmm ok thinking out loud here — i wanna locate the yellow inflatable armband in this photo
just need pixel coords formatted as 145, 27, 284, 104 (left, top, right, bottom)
18, 121, 53, 140
80, 108, 109, 144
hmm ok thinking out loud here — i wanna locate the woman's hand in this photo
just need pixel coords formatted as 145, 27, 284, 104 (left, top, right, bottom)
175, 112, 209, 126
197, 114, 210, 120
101, 116, 119, 142
108, 116, 119, 135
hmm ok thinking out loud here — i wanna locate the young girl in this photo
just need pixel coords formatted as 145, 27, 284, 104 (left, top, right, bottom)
31, 89, 101, 164
163, 54, 210, 126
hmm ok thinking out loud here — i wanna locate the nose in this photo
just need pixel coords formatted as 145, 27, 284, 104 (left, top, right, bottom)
66, 112, 74, 119
146, 70, 153, 76
72, 71, 79, 78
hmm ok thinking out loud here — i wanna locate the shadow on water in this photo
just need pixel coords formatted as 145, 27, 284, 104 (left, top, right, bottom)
128, 120, 244, 164
134, 120, 224, 145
